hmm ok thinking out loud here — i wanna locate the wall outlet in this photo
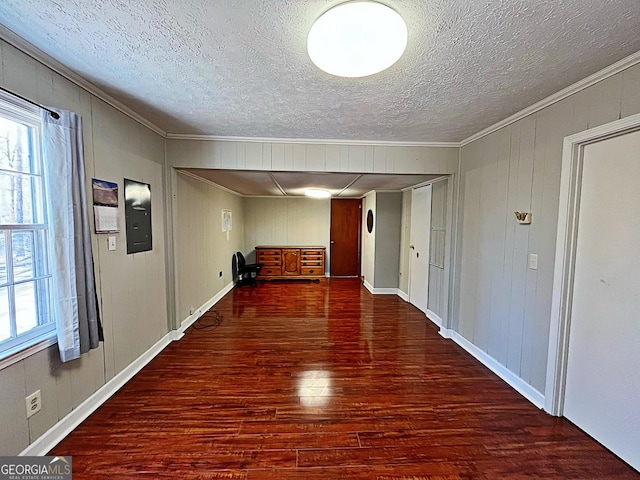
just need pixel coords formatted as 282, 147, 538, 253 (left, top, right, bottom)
529, 253, 539, 270
26, 390, 41, 418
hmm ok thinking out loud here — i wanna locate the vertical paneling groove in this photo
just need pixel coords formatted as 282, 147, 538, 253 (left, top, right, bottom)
520, 110, 545, 384
475, 137, 499, 351
458, 140, 481, 341
507, 115, 535, 376
487, 129, 511, 360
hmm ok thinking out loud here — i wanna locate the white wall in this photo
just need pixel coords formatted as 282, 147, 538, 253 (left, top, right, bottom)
428, 179, 449, 320
454, 63, 640, 394
0, 39, 168, 455
166, 140, 459, 175
361, 192, 376, 286
399, 190, 412, 294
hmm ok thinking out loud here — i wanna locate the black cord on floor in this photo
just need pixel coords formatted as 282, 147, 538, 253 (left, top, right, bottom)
192, 310, 223, 330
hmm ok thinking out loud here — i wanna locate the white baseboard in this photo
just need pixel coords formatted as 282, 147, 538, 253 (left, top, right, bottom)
175, 281, 234, 338
363, 280, 374, 294
363, 281, 402, 296
20, 282, 235, 456
438, 326, 452, 339
397, 290, 409, 302
371, 287, 401, 295
21, 332, 174, 456
425, 309, 443, 328
439, 328, 545, 409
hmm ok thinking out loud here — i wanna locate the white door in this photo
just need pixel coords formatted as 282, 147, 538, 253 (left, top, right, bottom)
409, 185, 432, 314
564, 130, 640, 471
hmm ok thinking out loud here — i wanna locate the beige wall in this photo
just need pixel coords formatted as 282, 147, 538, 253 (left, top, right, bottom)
0, 39, 168, 454
454, 63, 640, 394
244, 197, 331, 268
174, 173, 244, 322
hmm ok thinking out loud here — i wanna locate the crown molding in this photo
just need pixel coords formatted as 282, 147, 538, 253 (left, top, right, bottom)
165, 133, 460, 148
175, 169, 245, 197
401, 174, 450, 192
0, 25, 167, 137
2, 23, 638, 149
460, 50, 640, 147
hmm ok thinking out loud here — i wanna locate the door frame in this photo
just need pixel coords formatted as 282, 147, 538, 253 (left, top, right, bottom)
545, 111, 640, 415
408, 184, 432, 315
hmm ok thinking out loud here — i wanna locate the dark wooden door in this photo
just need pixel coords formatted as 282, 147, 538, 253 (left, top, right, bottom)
330, 199, 361, 277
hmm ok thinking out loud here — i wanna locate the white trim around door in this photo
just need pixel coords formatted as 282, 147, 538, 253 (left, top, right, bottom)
544, 112, 640, 416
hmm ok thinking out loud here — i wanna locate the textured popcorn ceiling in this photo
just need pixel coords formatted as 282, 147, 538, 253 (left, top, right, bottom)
0, 0, 639, 142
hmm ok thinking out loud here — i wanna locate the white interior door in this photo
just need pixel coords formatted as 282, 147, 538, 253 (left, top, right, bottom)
409, 185, 432, 314
564, 130, 640, 471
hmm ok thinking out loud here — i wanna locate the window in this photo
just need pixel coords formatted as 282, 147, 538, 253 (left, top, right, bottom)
0, 93, 55, 364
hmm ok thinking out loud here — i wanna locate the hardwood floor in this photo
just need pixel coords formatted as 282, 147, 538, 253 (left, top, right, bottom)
50, 279, 638, 479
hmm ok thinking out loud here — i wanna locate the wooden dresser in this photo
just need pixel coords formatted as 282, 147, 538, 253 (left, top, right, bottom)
255, 246, 326, 280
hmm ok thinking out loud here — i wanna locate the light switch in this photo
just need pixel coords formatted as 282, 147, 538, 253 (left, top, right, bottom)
529, 253, 538, 270
108, 236, 116, 251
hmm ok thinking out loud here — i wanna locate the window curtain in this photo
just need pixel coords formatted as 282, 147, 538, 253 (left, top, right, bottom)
42, 108, 102, 362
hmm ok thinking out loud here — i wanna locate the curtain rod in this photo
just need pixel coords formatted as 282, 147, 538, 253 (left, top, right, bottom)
0, 85, 60, 119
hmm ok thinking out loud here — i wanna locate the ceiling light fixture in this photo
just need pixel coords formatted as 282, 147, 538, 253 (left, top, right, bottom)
307, 1, 408, 78
305, 188, 331, 198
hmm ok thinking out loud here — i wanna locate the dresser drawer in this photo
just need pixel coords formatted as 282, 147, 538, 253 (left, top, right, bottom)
260, 265, 282, 276
258, 251, 281, 261
258, 257, 281, 266
301, 259, 323, 267
301, 248, 324, 271
301, 267, 323, 276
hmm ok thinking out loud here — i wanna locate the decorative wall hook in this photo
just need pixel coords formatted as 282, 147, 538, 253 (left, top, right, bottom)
514, 211, 532, 224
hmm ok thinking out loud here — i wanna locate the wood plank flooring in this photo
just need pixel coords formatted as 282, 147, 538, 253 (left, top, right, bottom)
50, 279, 639, 479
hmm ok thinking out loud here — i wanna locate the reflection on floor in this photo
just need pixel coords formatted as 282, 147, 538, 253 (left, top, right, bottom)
50, 278, 638, 479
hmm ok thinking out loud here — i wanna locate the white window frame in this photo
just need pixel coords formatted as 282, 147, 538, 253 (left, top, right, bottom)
0, 91, 56, 369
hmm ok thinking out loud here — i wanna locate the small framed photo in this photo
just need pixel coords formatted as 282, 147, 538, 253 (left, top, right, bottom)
222, 209, 232, 232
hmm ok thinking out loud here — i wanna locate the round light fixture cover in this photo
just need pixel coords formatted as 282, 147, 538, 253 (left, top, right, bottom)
307, 1, 408, 78
305, 188, 331, 198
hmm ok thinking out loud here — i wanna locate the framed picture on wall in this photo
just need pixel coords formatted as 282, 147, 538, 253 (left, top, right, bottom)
222, 209, 232, 232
